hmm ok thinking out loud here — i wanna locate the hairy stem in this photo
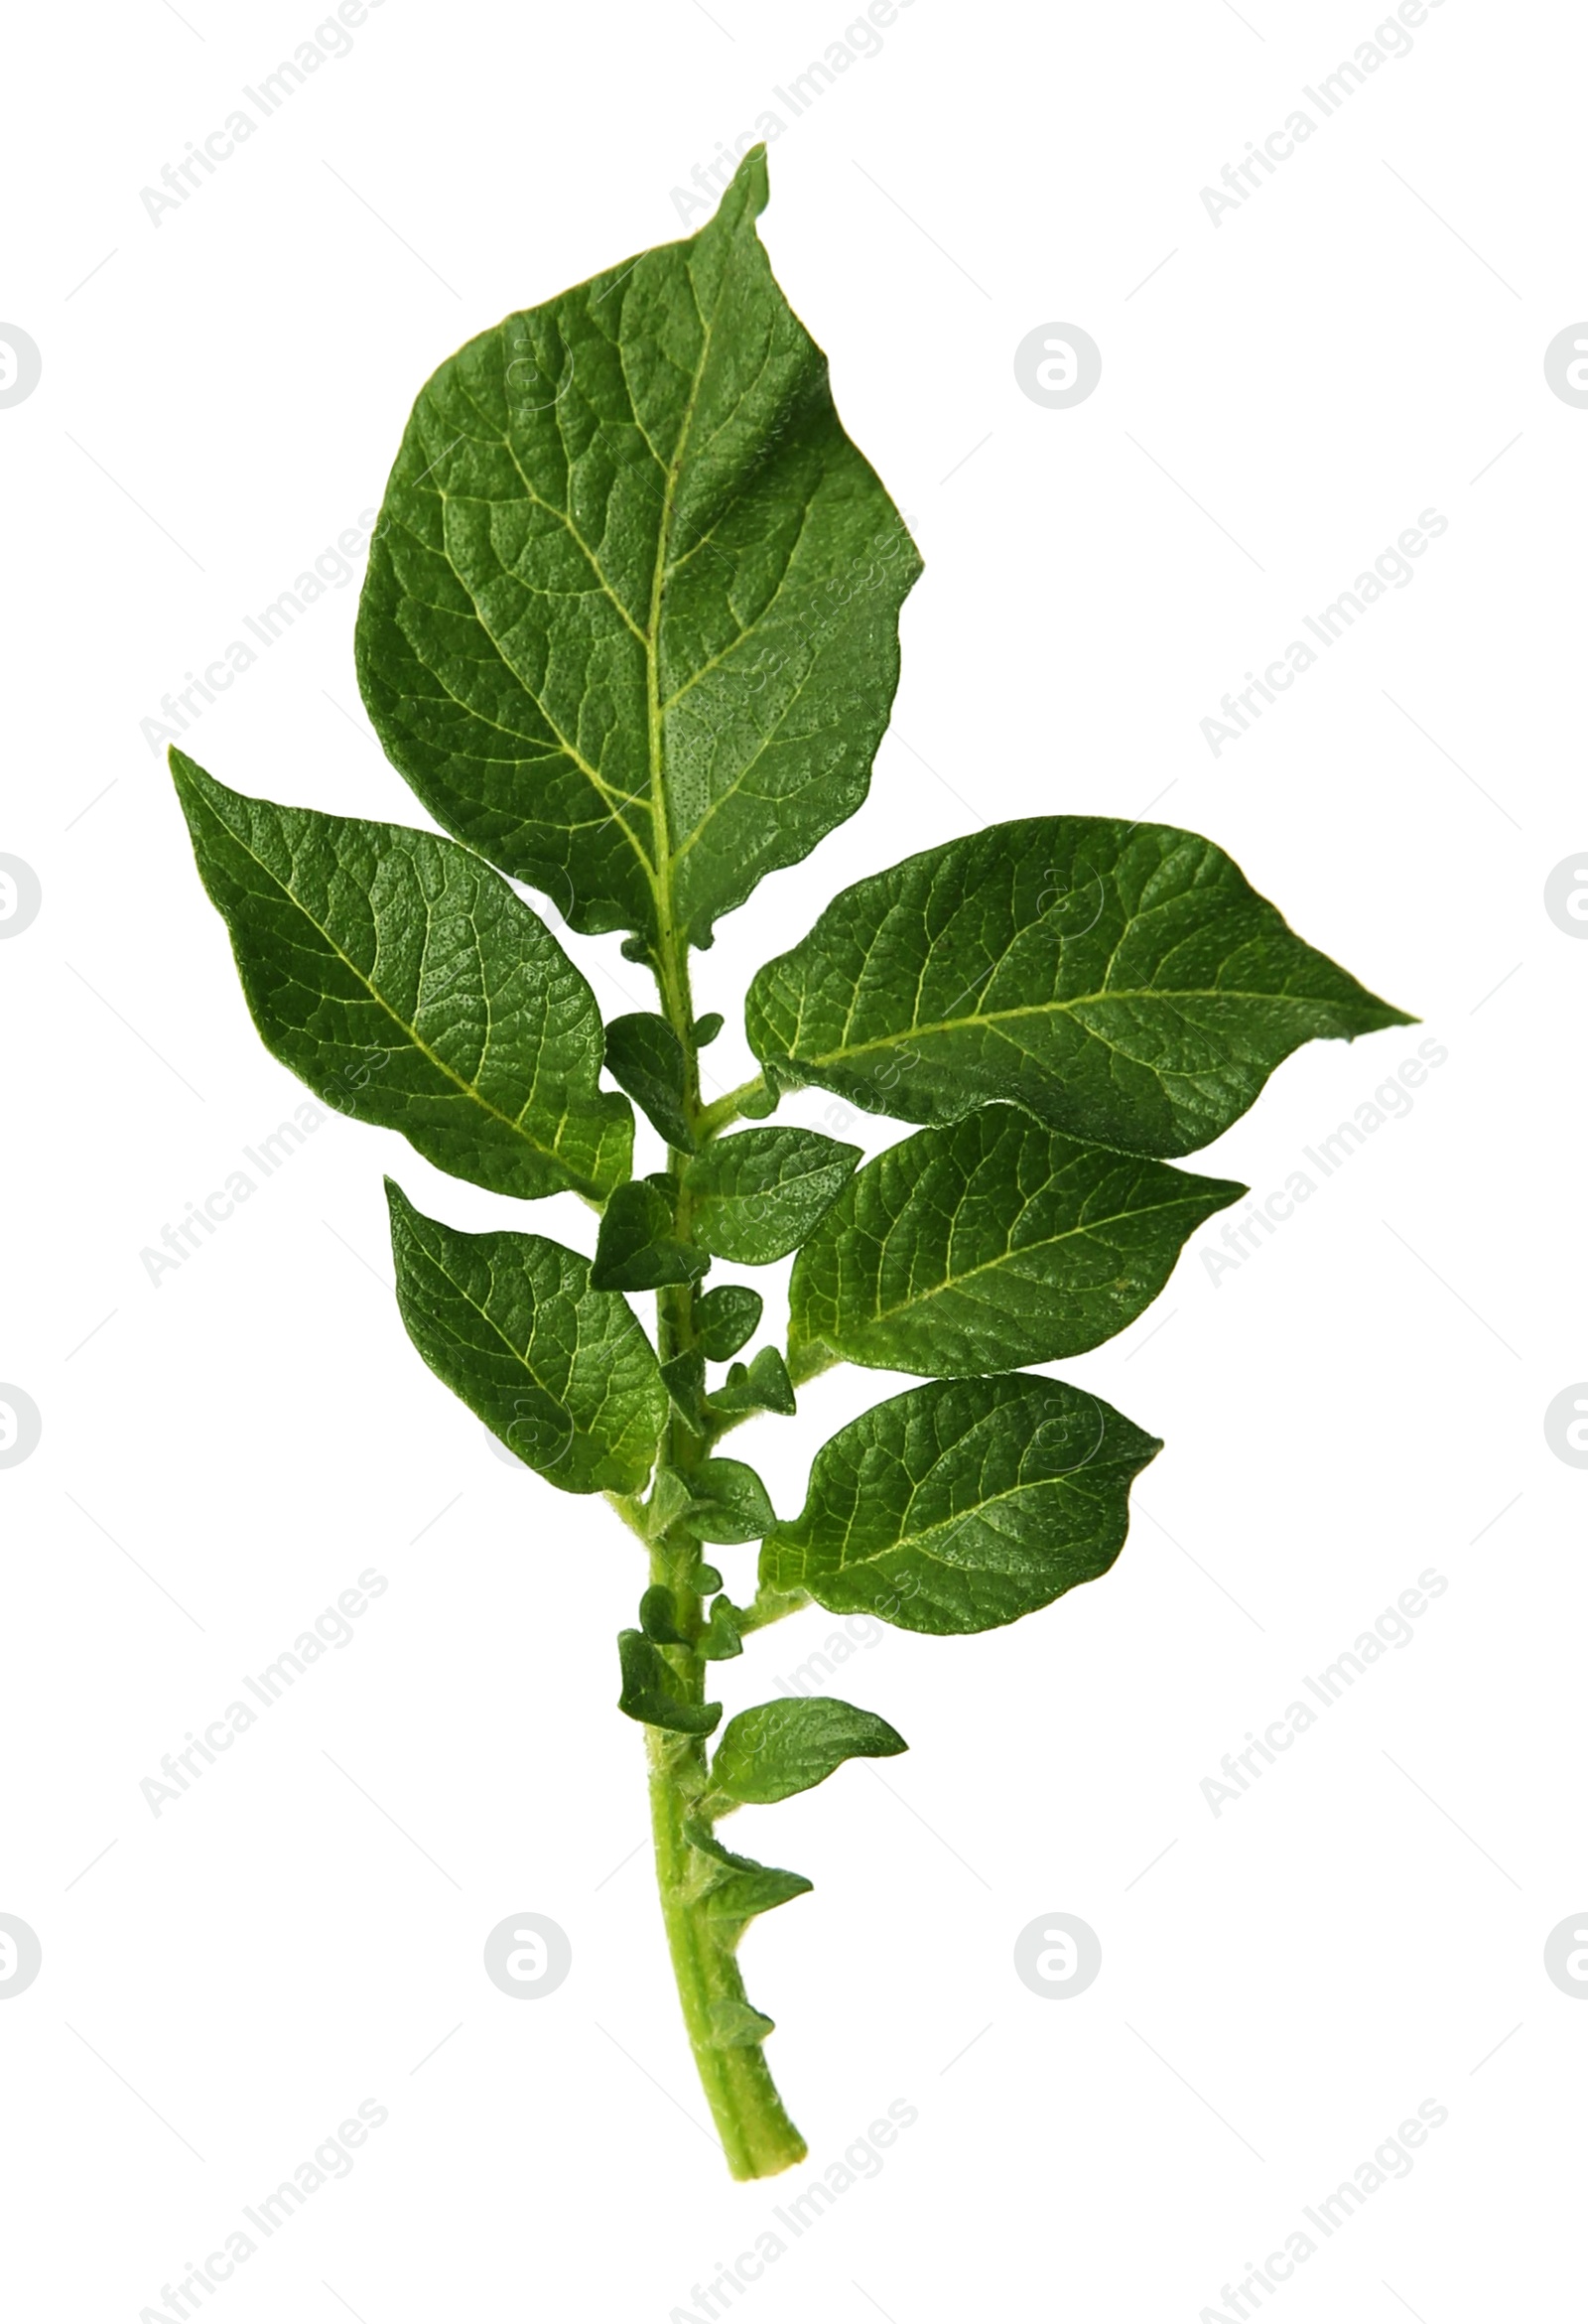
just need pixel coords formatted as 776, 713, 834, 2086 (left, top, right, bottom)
737, 1583, 810, 1636
697, 1073, 770, 1142
636, 915, 807, 2179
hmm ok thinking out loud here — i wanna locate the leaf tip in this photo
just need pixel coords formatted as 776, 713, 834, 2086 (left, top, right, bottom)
728, 140, 769, 219
1348, 992, 1418, 1036
166, 744, 216, 826
381, 1174, 417, 1232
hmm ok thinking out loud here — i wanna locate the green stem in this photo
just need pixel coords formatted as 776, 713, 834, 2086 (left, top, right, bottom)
697, 1073, 770, 1142
737, 1583, 810, 1636
786, 1343, 839, 1391
644, 1711, 808, 2179
636, 909, 807, 2178
602, 1489, 650, 1545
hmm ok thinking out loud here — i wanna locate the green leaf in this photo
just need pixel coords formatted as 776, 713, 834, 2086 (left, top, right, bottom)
694, 1284, 763, 1361
617, 1630, 721, 1735
687, 1560, 726, 1595
171, 751, 632, 1201
685, 1128, 860, 1263
700, 1597, 744, 1661
710, 1345, 796, 1418
745, 818, 1413, 1159
683, 1821, 813, 1934
760, 1374, 1160, 1634
694, 1013, 726, 1047
648, 1466, 697, 1538
711, 1697, 906, 1806
354, 147, 922, 953
591, 1179, 710, 1292
710, 1996, 775, 2048
685, 1457, 777, 1545
604, 1014, 697, 1152
660, 1349, 708, 1430
790, 1110, 1244, 1376
639, 1584, 686, 1644
385, 1180, 666, 1494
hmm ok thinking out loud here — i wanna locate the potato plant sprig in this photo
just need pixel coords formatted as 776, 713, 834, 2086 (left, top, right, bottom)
167, 148, 1411, 2178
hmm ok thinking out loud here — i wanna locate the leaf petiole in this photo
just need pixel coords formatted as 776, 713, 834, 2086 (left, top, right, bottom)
736, 1584, 810, 1636
696, 1074, 773, 1142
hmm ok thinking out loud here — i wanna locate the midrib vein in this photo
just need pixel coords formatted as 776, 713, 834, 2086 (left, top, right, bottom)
803, 985, 1339, 1066
645, 282, 723, 952
860, 1194, 1213, 1327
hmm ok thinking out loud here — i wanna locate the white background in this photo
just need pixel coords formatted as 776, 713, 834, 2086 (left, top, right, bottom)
3, 1, 1583, 2316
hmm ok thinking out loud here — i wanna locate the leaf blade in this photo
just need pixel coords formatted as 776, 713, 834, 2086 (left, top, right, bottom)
684, 1457, 777, 1545
760, 1374, 1160, 1634
746, 818, 1413, 1158
709, 1345, 796, 1418
683, 1822, 813, 1933
711, 1697, 906, 1805
790, 1109, 1244, 1374
604, 1014, 697, 1153
694, 1284, 763, 1360
386, 1180, 666, 1495
618, 1630, 722, 1735
685, 1128, 860, 1263
171, 751, 631, 1202
591, 1179, 711, 1292
354, 148, 922, 951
